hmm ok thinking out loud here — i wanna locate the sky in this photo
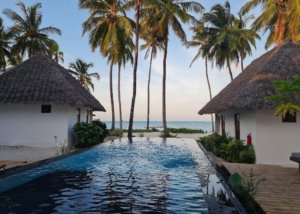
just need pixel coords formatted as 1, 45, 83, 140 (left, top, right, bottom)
0, 0, 268, 122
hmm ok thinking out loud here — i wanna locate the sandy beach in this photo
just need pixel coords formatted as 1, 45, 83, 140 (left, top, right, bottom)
0, 132, 210, 170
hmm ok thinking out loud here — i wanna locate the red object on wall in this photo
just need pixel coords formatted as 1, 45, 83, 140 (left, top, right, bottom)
247, 133, 252, 145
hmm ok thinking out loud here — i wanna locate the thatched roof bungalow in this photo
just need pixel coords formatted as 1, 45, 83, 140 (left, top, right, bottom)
199, 42, 300, 166
0, 55, 105, 147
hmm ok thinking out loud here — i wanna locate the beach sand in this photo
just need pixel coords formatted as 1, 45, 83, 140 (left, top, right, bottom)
0, 132, 210, 170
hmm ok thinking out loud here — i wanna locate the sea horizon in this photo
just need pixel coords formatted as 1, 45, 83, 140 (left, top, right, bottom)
102, 120, 212, 132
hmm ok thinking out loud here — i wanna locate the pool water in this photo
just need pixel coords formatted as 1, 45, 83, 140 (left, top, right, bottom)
0, 138, 238, 213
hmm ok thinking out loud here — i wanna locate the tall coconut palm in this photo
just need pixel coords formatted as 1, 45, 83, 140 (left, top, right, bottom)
143, 0, 203, 135
126, 0, 142, 138
140, 24, 163, 130
118, 43, 133, 129
80, 0, 133, 130
242, 0, 300, 48
185, 21, 214, 132
50, 41, 64, 64
69, 59, 100, 92
202, 1, 239, 81
3, 2, 61, 59
0, 17, 14, 71
234, 12, 260, 71
108, 37, 134, 129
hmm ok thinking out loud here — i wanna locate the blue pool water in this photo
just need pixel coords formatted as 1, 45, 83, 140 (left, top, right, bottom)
0, 138, 238, 213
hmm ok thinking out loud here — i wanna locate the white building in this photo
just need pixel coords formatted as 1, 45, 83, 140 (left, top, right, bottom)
199, 42, 300, 167
0, 55, 105, 147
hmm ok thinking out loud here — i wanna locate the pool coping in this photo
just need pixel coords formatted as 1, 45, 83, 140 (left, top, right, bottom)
0, 146, 96, 179
197, 142, 248, 214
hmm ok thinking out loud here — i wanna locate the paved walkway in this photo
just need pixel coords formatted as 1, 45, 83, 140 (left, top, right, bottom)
224, 162, 300, 214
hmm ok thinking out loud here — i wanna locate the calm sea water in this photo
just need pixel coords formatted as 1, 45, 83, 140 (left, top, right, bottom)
103, 121, 212, 132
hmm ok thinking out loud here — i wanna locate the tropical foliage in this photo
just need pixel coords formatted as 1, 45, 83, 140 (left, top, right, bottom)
80, 0, 133, 130
186, 21, 214, 131
4, 2, 61, 59
50, 41, 64, 64
0, 17, 14, 71
242, 0, 300, 48
266, 76, 300, 118
140, 22, 163, 130
234, 12, 260, 71
141, 0, 203, 135
69, 59, 100, 92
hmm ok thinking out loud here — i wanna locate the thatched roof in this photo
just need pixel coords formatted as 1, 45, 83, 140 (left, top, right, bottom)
199, 42, 300, 114
0, 55, 105, 111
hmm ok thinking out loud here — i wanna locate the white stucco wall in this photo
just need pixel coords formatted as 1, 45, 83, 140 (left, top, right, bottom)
221, 110, 256, 145
0, 104, 69, 147
0, 104, 93, 148
256, 110, 300, 167
220, 110, 299, 167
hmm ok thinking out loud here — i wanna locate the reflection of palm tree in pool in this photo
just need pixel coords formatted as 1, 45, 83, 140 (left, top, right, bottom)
103, 167, 169, 213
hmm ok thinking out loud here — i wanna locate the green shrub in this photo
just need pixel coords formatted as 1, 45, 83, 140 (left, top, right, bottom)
239, 145, 256, 164
199, 133, 232, 156
109, 129, 124, 137
74, 122, 104, 148
93, 120, 109, 141
227, 140, 244, 163
228, 173, 243, 189
199, 133, 256, 164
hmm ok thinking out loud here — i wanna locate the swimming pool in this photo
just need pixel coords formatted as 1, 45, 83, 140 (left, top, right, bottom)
0, 138, 241, 213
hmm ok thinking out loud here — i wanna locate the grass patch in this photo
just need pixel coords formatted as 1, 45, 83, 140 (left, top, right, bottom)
108, 129, 124, 137
168, 128, 205, 134
121, 128, 160, 133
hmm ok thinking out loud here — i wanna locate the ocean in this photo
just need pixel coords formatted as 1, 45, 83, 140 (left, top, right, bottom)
102, 121, 212, 132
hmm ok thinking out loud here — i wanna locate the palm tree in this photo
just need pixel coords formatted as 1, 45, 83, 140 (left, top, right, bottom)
242, 0, 300, 48
3, 2, 61, 59
106, 42, 133, 130
186, 21, 214, 132
143, 0, 203, 135
69, 59, 100, 92
140, 24, 163, 130
50, 41, 64, 64
202, 1, 239, 81
234, 12, 260, 71
80, 0, 133, 130
116, 41, 134, 130
0, 17, 14, 71
126, 0, 142, 138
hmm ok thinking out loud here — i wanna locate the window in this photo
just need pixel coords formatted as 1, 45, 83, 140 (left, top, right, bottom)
41, 105, 51, 113
234, 114, 240, 140
86, 110, 89, 123
77, 108, 81, 123
221, 115, 226, 136
282, 112, 296, 123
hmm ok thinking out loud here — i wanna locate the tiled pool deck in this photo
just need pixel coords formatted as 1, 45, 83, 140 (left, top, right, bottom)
224, 162, 300, 214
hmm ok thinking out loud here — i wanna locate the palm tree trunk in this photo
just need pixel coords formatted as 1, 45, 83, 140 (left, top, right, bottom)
226, 57, 233, 81
205, 57, 214, 132
162, 35, 168, 135
118, 63, 123, 129
240, 53, 244, 72
109, 62, 115, 130
146, 51, 153, 130
128, 1, 141, 138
